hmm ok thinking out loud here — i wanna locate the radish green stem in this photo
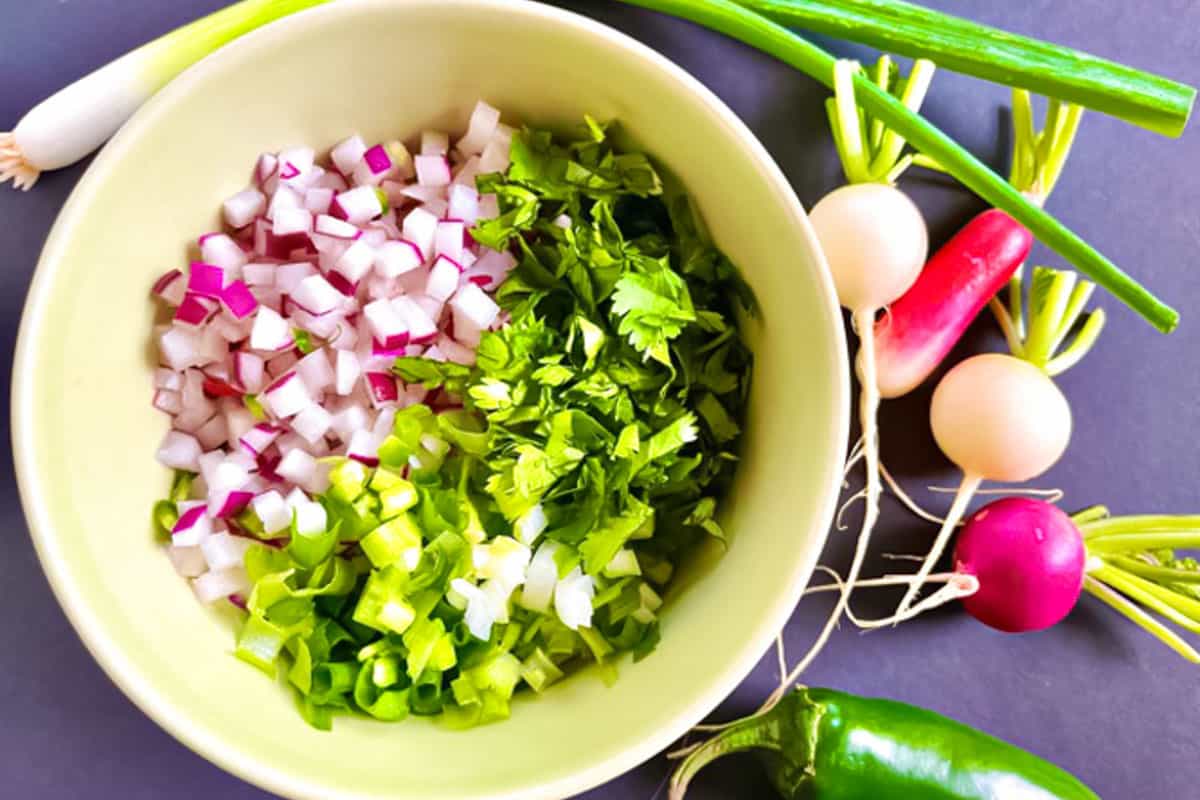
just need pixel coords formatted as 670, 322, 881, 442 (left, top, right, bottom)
1071, 505, 1111, 527
1107, 556, 1200, 584
619, 0, 1178, 331
1087, 532, 1200, 553
1081, 514, 1200, 539
1089, 565, 1200, 631
1083, 576, 1200, 663
724, 0, 1195, 137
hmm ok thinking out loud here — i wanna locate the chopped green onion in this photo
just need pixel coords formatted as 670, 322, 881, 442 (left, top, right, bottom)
521, 648, 565, 692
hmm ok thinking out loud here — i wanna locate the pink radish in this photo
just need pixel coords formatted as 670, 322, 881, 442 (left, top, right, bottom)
886, 353, 1072, 621
874, 210, 1032, 398
955, 497, 1085, 632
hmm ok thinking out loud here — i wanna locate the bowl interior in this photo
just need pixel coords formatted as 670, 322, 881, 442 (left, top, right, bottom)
13, 2, 847, 798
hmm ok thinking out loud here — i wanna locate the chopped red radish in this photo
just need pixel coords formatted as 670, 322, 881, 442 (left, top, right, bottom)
152, 269, 187, 306
365, 372, 399, 405
330, 134, 367, 175
264, 372, 312, 418
292, 274, 343, 315
152, 105, 516, 604
457, 100, 501, 157
223, 188, 265, 229
334, 239, 376, 283
402, 206, 438, 259
273, 206, 313, 236
200, 234, 248, 274
242, 262, 276, 287
295, 348, 335, 395
415, 154, 451, 187
425, 256, 461, 302
435, 220, 465, 262
304, 187, 334, 215
373, 240, 423, 279
220, 280, 258, 319
335, 186, 384, 225
447, 184, 479, 223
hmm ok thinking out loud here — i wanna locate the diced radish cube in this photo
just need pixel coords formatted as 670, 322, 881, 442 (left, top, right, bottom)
252, 490, 291, 534
293, 274, 343, 315
249, 307, 293, 351
394, 296, 438, 344
242, 262, 276, 287
295, 348, 335, 395
346, 429, 380, 465
157, 430, 202, 471
195, 414, 229, 450
479, 125, 514, 174
232, 352, 265, 394
200, 234, 248, 274
315, 214, 360, 239
331, 134, 367, 175
192, 567, 249, 604
272, 206, 313, 236
334, 186, 383, 225
373, 240, 424, 279
447, 184, 479, 223
267, 184, 302, 220
220, 280, 258, 319
363, 299, 410, 349
304, 187, 334, 215
437, 334, 477, 367
293, 501, 328, 536
223, 188, 266, 229
278, 146, 316, 185
275, 261, 317, 294
335, 239, 376, 283
167, 545, 208, 578
155, 368, 183, 391
457, 100, 501, 157
159, 326, 204, 371
201, 532, 252, 571
450, 281, 500, 330
425, 256, 461, 302
365, 372, 398, 405
292, 405, 333, 445
153, 389, 182, 415
331, 402, 369, 439
335, 350, 362, 396
435, 220, 465, 262
152, 270, 187, 306
402, 206, 438, 260
264, 372, 312, 418
414, 154, 451, 187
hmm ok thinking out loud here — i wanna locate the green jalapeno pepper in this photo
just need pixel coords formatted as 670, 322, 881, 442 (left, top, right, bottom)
671, 687, 1099, 800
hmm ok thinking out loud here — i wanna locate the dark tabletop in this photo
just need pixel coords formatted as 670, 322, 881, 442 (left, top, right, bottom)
3, 1, 1198, 798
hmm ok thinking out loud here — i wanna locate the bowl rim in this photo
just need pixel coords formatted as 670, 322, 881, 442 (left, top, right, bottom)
11, 1, 849, 798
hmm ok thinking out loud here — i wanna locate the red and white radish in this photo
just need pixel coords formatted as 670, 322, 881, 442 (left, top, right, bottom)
888, 353, 1071, 620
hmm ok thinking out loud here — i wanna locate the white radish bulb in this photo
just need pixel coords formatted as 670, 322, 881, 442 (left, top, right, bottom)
809, 183, 928, 311
931, 353, 1071, 482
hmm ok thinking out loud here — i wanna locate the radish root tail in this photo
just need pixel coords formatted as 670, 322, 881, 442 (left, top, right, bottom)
894, 473, 982, 617
762, 312, 884, 713
0, 133, 37, 191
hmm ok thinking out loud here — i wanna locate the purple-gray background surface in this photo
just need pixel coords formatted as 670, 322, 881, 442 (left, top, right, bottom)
2, 1, 1198, 798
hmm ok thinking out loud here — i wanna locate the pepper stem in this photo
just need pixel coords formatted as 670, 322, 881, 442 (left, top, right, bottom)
669, 713, 782, 800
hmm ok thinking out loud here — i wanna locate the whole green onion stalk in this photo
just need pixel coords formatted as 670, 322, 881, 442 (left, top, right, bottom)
726, 0, 1196, 138
617, 0, 1177, 332
1079, 507, 1200, 663
1, 0, 330, 190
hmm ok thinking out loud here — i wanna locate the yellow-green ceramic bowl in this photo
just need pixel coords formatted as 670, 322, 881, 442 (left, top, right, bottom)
13, 1, 848, 798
